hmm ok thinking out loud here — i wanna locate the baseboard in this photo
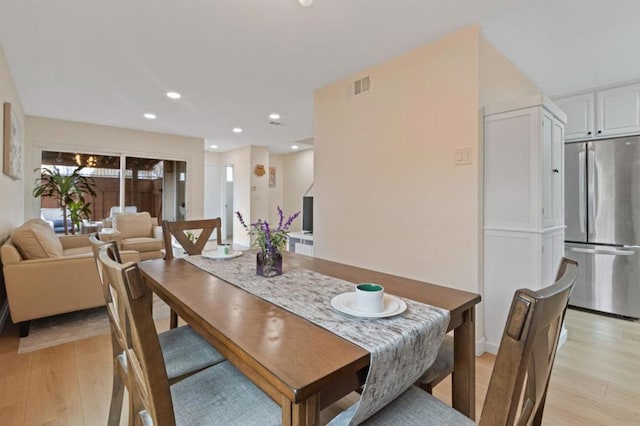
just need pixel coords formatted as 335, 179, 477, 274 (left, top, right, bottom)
0, 300, 9, 334
475, 336, 487, 356
484, 341, 499, 355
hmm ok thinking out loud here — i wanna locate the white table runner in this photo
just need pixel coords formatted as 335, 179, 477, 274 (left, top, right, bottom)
183, 253, 449, 425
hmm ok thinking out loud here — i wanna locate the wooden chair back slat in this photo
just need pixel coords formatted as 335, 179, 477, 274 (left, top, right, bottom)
89, 234, 130, 352
162, 218, 222, 261
479, 258, 577, 426
98, 246, 176, 425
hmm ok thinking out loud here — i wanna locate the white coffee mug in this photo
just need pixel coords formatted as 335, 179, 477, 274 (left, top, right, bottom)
355, 283, 385, 313
217, 244, 232, 256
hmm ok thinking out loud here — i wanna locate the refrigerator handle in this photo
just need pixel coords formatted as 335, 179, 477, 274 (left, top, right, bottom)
578, 150, 586, 234
587, 146, 596, 237
568, 247, 635, 256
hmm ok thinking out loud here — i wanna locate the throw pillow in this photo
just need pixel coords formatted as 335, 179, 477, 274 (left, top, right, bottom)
11, 218, 64, 259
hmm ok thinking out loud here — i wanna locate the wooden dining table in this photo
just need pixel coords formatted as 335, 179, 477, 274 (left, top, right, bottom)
138, 251, 481, 426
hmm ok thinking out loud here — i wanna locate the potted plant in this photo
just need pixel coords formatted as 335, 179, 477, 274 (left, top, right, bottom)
236, 207, 300, 277
33, 166, 97, 235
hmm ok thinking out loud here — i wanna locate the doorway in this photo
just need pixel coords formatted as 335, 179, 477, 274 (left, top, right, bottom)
224, 165, 234, 241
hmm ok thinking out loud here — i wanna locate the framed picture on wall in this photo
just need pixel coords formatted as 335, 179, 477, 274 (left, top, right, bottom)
269, 166, 276, 188
3, 102, 23, 180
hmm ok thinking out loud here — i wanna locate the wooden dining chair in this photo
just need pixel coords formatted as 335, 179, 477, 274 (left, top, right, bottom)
338, 258, 578, 426
97, 245, 281, 426
162, 218, 222, 328
88, 234, 226, 426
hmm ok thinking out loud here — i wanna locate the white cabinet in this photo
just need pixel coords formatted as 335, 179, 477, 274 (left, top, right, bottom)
543, 111, 564, 228
554, 93, 594, 141
484, 102, 565, 230
288, 232, 314, 256
555, 82, 640, 141
483, 96, 566, 354
596, 83, 640, 137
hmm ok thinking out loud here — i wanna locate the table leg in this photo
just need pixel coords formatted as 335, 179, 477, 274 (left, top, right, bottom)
452, 306, 476, 420
283, 395, 319, 426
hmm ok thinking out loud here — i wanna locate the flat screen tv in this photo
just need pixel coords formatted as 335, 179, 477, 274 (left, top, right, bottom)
302, 196, 313, 234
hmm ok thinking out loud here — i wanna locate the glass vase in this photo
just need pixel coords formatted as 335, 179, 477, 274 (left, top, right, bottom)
256, 251, 283, 277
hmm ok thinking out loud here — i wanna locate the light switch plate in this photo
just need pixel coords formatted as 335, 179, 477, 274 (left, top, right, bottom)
454, 147, 472, 165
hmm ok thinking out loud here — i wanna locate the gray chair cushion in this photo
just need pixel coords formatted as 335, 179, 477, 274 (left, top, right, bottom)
171, 361, 281, 426
359, 385, 474, 425
419, 335, 454, 385
159, 325, 225, 380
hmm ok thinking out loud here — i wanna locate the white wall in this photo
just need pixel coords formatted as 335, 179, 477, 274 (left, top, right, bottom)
0, 41, 24, 317
0, 44, 24, 237
250, 146, 269, 228
314, 27, 481, 296
204, 151, 223, 221
480, 37, 542, 107
222, 146, 251, 247
283, 149, 313, 232
268, 154, 284, 226
24, 117, 206, 221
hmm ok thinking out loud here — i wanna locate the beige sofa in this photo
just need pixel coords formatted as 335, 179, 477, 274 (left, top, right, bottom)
1, 218, 140, 336
101, 212, 163, 261
1, 219, 106, 336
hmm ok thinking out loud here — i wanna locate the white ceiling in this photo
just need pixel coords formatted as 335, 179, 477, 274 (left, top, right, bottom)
0, 1, 638, 153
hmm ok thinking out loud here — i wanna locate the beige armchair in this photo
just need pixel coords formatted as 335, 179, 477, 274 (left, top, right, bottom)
102, 212, 163, 261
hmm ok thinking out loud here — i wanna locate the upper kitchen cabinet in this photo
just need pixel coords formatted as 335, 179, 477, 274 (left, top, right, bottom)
554, 93, 594, 141
596, 83, 640, 137
554, 82, 640, 141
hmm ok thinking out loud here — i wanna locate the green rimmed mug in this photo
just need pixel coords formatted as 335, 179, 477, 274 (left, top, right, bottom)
217, 244, 232, 256
355, 283, 385, 313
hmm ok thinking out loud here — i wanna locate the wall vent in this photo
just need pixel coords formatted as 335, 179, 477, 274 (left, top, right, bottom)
347, 76, 371, 97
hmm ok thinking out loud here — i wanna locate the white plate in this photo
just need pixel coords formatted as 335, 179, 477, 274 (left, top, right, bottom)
331, 292, 407, 318
201, 250, 243, 260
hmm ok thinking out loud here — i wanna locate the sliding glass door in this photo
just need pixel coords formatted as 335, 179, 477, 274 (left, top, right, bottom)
39, 151, 187, 225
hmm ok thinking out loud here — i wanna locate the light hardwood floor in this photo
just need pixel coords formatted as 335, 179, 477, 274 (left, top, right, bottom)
0, 308, 638, 425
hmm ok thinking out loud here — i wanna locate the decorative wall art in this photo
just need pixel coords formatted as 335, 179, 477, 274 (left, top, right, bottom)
255, 164, 266, 177
269, 166, 276, 187
3, 102, 23, 180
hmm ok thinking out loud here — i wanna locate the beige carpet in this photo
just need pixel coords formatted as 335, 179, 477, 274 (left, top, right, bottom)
18, 296, 170, 354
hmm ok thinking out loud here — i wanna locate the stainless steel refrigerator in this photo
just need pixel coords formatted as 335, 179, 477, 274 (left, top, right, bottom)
565, 136, 640, 318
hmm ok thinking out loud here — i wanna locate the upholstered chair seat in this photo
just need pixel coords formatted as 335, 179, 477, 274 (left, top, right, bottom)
158, 325, 225, 380
417, 335, 454, 392
358, 385, 473, 426
120, 237, 163, 254
162, 361, 280, 426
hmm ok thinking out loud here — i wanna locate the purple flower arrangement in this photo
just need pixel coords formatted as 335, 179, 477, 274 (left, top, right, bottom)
236, 206, 300, 254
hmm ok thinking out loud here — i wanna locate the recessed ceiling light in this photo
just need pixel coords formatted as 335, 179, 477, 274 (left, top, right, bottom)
144, 113, 157, 120
232, 127, 243, 133
299, 0, 313, 6
210, 145, 218, 149
291, 145, 299, 150
269, 113, 281, 120
166, 91, 181, 99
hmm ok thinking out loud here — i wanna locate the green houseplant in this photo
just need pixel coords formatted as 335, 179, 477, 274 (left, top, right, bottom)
33, 166, 97, 235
